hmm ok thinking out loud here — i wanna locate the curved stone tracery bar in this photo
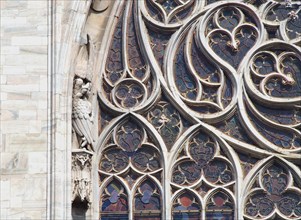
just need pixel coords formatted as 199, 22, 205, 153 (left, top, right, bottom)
70, 0, 301, 219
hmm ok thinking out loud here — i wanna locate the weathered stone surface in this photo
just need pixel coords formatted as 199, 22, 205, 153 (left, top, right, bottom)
1, 153, 28, 174
0, 0, 113, 219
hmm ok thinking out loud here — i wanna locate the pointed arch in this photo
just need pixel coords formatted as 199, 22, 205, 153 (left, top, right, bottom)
171, 189, 202, 220
167, 123, 242, 219
243, 156, 301, 219
133, 177, 162, 219
205, 188, 235, 220
94, 112, 167, 219
70, 0, 301, 219
100, 178, 129, 220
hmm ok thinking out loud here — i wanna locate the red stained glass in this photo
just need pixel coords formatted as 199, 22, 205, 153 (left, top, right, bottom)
172, 192, 201, 220
180, 196, 192, 207
206, 191, 234, 219
214, 195, 225, 207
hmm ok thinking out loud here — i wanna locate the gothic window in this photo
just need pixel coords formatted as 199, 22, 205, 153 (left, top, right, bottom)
71, 0, 301, 219
100, 180, 128, 220
172, 191, 201, 219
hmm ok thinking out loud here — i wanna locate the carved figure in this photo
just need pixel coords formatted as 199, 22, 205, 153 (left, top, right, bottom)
72, 36, 95, 151
72, 78, 94, 150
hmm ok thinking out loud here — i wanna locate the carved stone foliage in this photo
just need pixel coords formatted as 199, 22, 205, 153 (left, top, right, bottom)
72, 150, 93, 203
94, 0, 301, 219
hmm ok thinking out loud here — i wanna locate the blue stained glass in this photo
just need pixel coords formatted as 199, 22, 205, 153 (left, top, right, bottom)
101, 214, 129, 220
206, 212, 234, 220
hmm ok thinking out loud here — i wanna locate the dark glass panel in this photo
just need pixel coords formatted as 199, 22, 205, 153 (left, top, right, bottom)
277, 192, 301, 217
237, 152, 258, 176
245, 193, 274, 217
101, 181, 128, 220
286, 10, 301, 39
210, 27, 256, 69
189, 132, 216, 168
206, 212, 234, 220
105, 6, 125, 84
145, 0, 164, 22
278, 54, 301, 97
204, 160, 233, 184
172, 161, 201, 185
266, 4, 299, 22
158, 0, 180, 15
247, 107, 299, 149
122, 169, 139, 189
221, 77, 233, 108
206, 0, 223, 5
100, 148, 129, 173
170, 1, 195, 23
132, 146, 161, 172
262, 164, 289, 196
148, 29, 171, 69
190, 105, 218, 114
127, 5, 147, 80
102, 182, 128, 212
115, 81, 145, 108
252, 53, 276, 75
202, 85, 218, 103
174, 42, 198, 100
217, 7, 240, 32
252, 101, 301, 126
116, 121, 144, 152
101, 214, 129, 220
147, 101, 182, 150
99, 106, 114, 135
191, 35, 220, 83
135, 180, 161, 212
134, 214, 161, 220
198, 182, 213, 197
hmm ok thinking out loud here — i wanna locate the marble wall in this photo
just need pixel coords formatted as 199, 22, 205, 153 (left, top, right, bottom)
1, 0, 113, 219
1, 1, 48, 219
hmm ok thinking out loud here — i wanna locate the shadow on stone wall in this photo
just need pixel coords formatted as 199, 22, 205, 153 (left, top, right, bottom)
72, 198, 89, 220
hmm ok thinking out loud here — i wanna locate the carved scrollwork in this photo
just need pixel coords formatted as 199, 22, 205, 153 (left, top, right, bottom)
201, 3, 264, 71
241, 41, 301, 153
164, 2, 265, 122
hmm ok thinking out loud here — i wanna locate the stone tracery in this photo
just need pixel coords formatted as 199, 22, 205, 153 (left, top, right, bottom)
71, 0, 301, 219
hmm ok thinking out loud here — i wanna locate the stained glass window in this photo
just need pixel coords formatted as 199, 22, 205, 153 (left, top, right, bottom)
100, 181, 129, 220
87, 0, 301, 219
172, 192, 201, 220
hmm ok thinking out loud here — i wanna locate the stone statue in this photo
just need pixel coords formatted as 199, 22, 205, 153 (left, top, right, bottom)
72, 36, 94, 151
